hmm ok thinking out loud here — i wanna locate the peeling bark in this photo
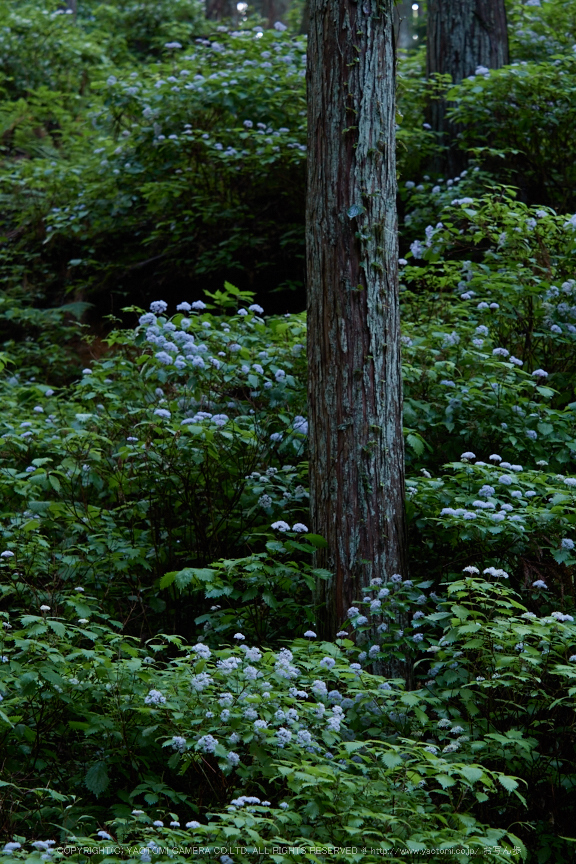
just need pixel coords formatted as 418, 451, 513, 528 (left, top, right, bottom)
427, 0, 509, 173
306, 0, 406, 639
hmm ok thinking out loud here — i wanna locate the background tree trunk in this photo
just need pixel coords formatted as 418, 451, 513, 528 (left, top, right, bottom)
306, 0, 406, 639
427, 0, 509, 174
249, 0, 290, 27
206, 0, 238, 22
299, 0, 310, 34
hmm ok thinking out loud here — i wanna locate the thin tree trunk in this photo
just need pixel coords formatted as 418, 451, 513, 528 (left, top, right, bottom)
307, 0, 406, 639
427, 0, 509, 173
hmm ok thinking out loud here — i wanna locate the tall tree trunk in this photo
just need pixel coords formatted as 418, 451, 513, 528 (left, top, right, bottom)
300, 0, 310, 35
306, 0, 406, 639
248, 0, 289, 26
206, 0, 238, 22
427, 0, 509, 174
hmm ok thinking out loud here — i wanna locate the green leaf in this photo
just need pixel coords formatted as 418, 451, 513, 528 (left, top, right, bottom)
381, 751, 403, 769
498, 774, 519, 793
460, 765, 483, 784
407, 433, 425, 456
159, 571, 177, 589
85, 761, 110, 797
47, 620, 66, 637
302, 534, 328, 549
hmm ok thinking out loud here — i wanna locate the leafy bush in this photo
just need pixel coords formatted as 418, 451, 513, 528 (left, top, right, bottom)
447, 56, 576, 211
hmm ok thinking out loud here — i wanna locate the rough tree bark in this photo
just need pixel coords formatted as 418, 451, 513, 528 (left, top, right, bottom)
427, 0, 509, 173
307, 0, 406, 639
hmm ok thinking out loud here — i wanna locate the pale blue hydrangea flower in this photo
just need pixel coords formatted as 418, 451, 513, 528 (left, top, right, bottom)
144, 689, 166, 705
217, 657, 241, 673
311, 679, 328, 696
410, 240, 424, 258
192, 642, 211, 659
150, 301, 168, 314
191, 672, 213, 691
197, 734, 218, 753
483, 566, 509, 578
276, 728, 292, 747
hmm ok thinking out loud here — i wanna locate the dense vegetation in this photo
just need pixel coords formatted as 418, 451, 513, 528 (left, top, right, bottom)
1, 1, 576, 862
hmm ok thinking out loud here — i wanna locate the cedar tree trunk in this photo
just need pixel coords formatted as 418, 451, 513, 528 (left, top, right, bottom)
300, 0, 310, 34
427, 0, 509, 173
206, 0, 238, 21
306, 0, 406, 639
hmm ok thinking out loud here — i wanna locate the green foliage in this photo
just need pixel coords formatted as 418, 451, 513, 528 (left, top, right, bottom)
2, 1, 576, 861
0, 15, 308, 306
1, 189, 576, 858
507, 0, 576, 62
447, 56, 576, 211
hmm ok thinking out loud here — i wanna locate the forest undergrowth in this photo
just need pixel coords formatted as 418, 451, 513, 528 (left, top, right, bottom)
1, 1, 576, 862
